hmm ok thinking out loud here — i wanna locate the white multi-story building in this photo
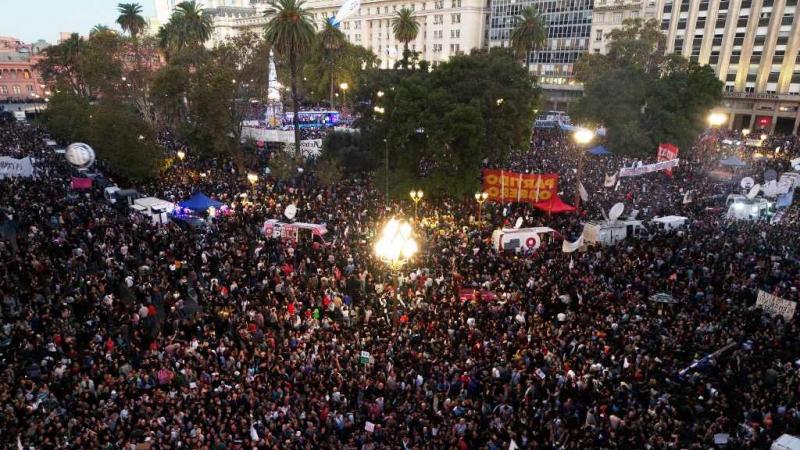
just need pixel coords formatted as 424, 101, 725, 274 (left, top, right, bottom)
199, 0, 488, 67
589, 0, 800, 134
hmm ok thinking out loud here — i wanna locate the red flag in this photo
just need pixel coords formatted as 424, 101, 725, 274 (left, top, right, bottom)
70, 177, 92, 190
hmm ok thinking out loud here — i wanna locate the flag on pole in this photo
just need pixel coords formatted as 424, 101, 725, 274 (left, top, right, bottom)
604, 172, 617, 188
569, 257, 574, 270
509, 439, 519, 450
562, 234, 584, 253
578, 181, 589, 202
682, 190, 693, 204
517, 172, 523, 202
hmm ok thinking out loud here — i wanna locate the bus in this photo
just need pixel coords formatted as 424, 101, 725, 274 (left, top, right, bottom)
283, 110, 340, 129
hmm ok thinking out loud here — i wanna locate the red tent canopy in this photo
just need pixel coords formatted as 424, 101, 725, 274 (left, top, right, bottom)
533, 196, 576, 213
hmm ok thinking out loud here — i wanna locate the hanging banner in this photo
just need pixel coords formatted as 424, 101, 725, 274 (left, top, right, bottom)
562, 234, 584, 253
657, 143, 679, 176
619, 159, 679, 178
481, 169, 559, 203
0, 156, 34, 179
756, 290, 796, 321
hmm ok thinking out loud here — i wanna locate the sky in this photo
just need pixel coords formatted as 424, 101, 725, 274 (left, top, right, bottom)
0, 0, 156, 44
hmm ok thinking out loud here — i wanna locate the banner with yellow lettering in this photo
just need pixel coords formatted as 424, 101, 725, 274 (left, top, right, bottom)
481, 169, 559, 204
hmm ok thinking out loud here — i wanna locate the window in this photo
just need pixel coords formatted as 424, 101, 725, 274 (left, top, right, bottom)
450, 43, 460, 53
27, 85, 33, 93
613, 12, 623, 24
433, 43, 442, 52
451, 0, 461, 6
768, 72, 780, 82
595, 29, 603, 41
451, 29, 460, 38
434, 14, 443, 24
23, 71, 31, 79
0, 86, 6, 94
13, 85, 21, 95
434, 0, 443, 8
451, 13, 461, 24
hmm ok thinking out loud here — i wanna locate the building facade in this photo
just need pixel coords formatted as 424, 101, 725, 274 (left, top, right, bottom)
487, 0, 593, 110
0, 37, 47, 102
590, 0, 658, 55
654, 0, 800, 134
201, 0, 488, 68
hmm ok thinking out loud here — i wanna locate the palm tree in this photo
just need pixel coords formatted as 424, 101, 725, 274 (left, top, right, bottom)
90, 25, 114, 36
173, 1, 214, 49
510, 6, 548, 72
116, 3, 146, 38
263, 0, 316, 160
318, 22, 346, 108
392, 7, 419, 67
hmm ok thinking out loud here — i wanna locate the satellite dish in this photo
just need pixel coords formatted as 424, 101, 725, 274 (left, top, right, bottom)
764, 169, 778, 182
740, 177, 755, 189
284, 204, 297, 220
608, 202, 624, 221
65, 142, 95, 168
746, 184, 760, 199
514, 217, 523, 229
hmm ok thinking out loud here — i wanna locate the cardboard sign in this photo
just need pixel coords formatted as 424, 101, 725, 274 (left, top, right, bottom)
756, 290, 796, 321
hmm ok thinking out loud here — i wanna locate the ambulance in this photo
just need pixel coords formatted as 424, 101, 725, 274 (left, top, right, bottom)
492, 227, 557, 252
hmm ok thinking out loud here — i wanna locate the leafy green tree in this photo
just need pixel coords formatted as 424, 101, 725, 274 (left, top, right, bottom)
392, 7, 419, 68
90, 25, 115, 36
317, 22, 347, 107
263, 0, 316, 160
89, 100, 163, 179
355, 48, 539, 197
37, 32, 124, 99
157, 0, 213, 60
40, 92, 92, 143
321, 130, 378, 175
300, 39, 378, 104
314, 157, 343, 187
571, 19, 722, 155
510, 6, 547, 72
269, 150, 298, 182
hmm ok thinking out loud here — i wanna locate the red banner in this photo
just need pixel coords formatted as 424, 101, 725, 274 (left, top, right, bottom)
657, 143, 679, 176
481, 169, 559, 203
70, 177, 92, 190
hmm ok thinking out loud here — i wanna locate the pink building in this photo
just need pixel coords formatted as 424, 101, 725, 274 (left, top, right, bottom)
0, 36, 47, 101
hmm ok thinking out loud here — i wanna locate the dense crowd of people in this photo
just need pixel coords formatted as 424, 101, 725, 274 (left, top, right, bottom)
1, 116, 799, 450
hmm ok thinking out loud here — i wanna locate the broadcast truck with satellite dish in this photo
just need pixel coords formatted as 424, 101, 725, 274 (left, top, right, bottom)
582, 202, 648, 246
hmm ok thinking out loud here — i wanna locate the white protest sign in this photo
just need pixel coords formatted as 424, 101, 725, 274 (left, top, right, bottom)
756, 290, 796, 321
562, 234, 584, 253
619, 159, 679, 177
0, 156, 34, 179
298, 139, 323, 158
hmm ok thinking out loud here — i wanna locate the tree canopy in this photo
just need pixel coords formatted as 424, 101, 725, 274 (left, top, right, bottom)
354, 48, 540, 197
571, 19, 723, 156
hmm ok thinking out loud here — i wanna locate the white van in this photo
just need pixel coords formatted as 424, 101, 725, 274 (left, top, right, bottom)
583, 220, 646, 246
132, 197, 174, 225
726, 197, 771, 220
651, 215, 688, 232
491, 227, 557, 252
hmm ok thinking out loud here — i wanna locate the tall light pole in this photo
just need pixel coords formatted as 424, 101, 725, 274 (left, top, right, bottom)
474, 191, 488, 225
374, 104, 388, 206
375, 218, 418, 326
573, 128, 594, 216
339, 82, 349, 111
410, 189, 423, 218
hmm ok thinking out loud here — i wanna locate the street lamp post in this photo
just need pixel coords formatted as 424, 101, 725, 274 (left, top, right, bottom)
409, 189, 423, 218
374, 105, 388, 206
339, 82, 349, 111
247, 173, 258, 189
573, 128, 594, 216
474, 191, 488, 225
375, 218, 418, 326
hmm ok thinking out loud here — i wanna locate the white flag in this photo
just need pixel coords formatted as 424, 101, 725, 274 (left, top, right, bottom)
569, 257, 574, 269
17, 436, 23, 450
578, 181, 589, 202
509, 439, 519, 450
604, 172, 617, 188
682, 190, 693, 204
250, 424, 260, 441
562, 234, 584, 253
614, 179, 621, 191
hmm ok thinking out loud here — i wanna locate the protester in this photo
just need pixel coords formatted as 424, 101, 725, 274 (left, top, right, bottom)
0, 116, 798, 450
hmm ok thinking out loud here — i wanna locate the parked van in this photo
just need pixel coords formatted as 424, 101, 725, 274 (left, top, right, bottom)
583, 220, 646, 246
491, 227, 557, 252
650, 215, 688, 232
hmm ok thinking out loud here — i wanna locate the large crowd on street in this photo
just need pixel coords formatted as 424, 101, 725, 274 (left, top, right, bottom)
1, 115, 799, 450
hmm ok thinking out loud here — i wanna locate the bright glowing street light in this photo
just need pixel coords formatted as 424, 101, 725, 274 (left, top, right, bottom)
474, 191, 489, 225
177, 150, 186, 161
247, 173, 259, 186
339, 82, 349, 91
374, 106, 385, 114
707, 112, 727, 127
377, 90, 385, 98
741, 128, 751, 137
574, 128, 594, 145
375, 218, 418, 270
410, 189, 424, 218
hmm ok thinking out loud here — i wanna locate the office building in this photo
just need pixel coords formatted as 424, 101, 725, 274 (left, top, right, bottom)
487, 0, 593, 110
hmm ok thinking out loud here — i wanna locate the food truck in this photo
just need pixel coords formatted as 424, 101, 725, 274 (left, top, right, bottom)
263, 219, 328, 244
